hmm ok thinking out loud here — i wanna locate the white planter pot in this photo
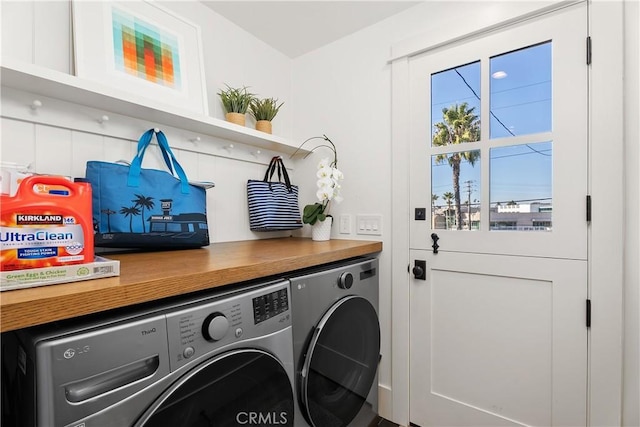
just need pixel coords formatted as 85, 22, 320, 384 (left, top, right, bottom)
311, 217, 332, 241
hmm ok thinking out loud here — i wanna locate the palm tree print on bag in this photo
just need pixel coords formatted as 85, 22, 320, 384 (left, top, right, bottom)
101, 209, 116, 233
432, 102, 480, 230
120, 206, 141, 233
132, 194, 155, 233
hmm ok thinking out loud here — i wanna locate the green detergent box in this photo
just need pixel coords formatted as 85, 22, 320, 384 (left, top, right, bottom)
0, 256, 120, 291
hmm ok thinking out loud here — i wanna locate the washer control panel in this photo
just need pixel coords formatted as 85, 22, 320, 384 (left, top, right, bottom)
165, 280, 291, 372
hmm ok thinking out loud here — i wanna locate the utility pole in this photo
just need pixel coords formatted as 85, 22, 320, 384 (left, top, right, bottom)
464, 180, 473, 230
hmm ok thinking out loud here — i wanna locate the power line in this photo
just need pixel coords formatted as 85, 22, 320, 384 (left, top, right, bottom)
454, 68, 515, 137
491, 148, 551, 160
432, 95, 477, 109
491, 98, 551, 111
491, 79, 550, 95
454, 69, 481, 100
452, 67, 550, 157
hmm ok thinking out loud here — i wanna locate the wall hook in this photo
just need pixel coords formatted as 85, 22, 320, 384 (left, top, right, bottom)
30, 99, 43, 110
222, 143, 234, 152
98, 115, 109, 124
251, 150, 261, 158
190, 136, 201, 144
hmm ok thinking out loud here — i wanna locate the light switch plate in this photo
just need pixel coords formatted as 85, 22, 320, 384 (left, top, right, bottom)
356, 214, 382, 236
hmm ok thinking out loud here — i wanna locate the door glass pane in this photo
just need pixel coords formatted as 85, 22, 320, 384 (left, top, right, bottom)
490, 142, 552, 231
432, 150, 481, 230
490, 42, 552, 138
431, 61, 481, 145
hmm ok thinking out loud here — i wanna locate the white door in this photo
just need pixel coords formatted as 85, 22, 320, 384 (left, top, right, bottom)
409, 4, 589, 426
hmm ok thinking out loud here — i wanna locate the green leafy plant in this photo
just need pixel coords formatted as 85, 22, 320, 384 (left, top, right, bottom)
303, 202, 330, 226
217, 84, 255, 114
249, 97, 284, 121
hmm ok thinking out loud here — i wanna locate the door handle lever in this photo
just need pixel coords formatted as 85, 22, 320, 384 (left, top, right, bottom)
431, 233, 439, 254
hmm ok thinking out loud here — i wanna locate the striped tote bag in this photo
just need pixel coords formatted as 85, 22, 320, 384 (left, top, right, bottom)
247, 156, 302, 231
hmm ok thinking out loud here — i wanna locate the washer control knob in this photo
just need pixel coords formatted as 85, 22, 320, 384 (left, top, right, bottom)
202, 313, 229, 341
338, 272, 354, 289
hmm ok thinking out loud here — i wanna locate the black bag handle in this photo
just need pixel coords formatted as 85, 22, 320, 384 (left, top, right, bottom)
263, 156, 293, 192
263, 156, 278, 181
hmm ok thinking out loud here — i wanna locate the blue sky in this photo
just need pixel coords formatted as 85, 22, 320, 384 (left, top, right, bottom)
429, 42, 552, 208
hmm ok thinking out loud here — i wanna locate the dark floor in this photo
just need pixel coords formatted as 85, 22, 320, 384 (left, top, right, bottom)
350, 402, 400, 427
368, 415, 401, 427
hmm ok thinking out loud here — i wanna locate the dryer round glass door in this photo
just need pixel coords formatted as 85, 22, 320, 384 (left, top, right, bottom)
301, 296, 380, 427
135, 349, 294, 426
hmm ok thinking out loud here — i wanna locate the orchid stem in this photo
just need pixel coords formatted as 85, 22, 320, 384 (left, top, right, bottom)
290, 135, 337, 166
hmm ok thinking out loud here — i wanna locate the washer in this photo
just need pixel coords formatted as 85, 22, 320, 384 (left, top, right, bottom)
4, 279, 295, 427
288, 257, 380, 427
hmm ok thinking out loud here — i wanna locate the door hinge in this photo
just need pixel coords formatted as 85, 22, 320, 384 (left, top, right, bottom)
586, 195, 592, 222
586, 299, 591, 328
586, 36, 592, 65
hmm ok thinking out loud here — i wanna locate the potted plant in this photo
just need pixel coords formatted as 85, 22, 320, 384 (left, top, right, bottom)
217, 84, 255, 126
291, 135, 344, 241
249, 97, 284, 134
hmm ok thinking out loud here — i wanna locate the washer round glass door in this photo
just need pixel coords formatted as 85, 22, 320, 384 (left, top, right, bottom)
301, 296, 380, 427
136, 349, 293, 427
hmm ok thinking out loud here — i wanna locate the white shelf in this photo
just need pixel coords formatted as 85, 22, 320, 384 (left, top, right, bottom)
0, 59, 304, 155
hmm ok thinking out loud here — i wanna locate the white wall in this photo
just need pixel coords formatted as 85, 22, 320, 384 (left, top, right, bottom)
291, 0, 639, 425
2, 0, 638, 425
291, 1, 563, 421
0, 1, 294, 137
623, 1, 640, 425
1, 0, 296, 243
290, 17, 396, 415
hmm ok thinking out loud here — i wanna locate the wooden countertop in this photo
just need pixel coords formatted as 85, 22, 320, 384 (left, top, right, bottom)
0, 238, 382, 332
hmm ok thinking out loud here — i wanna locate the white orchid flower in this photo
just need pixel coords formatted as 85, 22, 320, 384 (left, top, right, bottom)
317, 166, 332, 179
319, 176, 335, 186
317, 158, 331, 169
316, 187, 335, 201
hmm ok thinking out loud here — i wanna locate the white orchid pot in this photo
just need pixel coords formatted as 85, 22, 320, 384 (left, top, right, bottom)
311, 217, 332, 241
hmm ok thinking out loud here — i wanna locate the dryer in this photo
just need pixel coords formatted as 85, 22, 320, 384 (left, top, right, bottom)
4, 279, 295, 427
288, 257, 380, 427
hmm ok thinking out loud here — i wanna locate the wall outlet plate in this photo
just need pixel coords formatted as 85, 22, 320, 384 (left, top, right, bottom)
339, 214, 351, 234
